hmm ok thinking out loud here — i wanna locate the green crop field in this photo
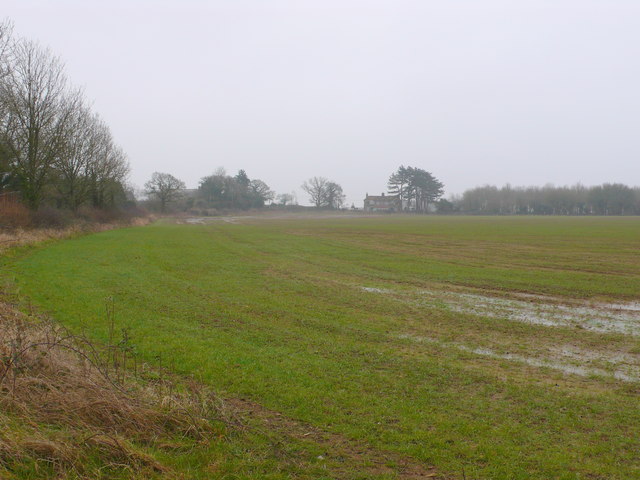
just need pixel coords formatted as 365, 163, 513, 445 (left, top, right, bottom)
4, 215, 640, 479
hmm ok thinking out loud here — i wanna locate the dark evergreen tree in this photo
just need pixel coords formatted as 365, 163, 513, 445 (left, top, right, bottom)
387, 166, 444, 212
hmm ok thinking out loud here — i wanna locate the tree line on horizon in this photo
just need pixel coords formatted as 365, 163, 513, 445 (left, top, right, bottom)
144, 171, 347, 213
380, 166, 640, 216
382, 166, 640, 216
0, 21, 131, 221
144, 170, 336, 213
451, 183, 640, 215
145, 166, 640, 217
144, 169, 276, 213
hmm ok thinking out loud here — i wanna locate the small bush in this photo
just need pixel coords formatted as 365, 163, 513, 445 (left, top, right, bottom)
72, 205, 146, 224
76, 206, 120, 224
0, 202, 31, 229
119, 204, 149, 222
30, 206, 74, 228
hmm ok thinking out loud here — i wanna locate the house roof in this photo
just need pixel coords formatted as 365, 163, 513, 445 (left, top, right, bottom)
365, 195, 398, 201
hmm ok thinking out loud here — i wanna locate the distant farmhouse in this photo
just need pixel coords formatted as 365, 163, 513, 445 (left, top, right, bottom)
363, 193, 400, 213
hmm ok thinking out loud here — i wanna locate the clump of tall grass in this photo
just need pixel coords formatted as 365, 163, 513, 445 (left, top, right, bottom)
0, 300, 227, 477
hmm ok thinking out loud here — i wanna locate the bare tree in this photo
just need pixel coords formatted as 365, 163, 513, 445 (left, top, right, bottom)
145, 172, 186, 213
55, 103, 94, 210
0, 39, 75, 208
302, 176, 328, 208
0, 19, 13, 79
82, 116, 129, 208
0, 21, 14, 185
277, 192, 295, 206
302, 176, 345, 209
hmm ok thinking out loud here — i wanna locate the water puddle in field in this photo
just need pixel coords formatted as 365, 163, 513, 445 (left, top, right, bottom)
398, 334, 640, 382
603, 302, 640, 312
363, 286, 640, 382
431, 292, 640, 336
182, 216, 245, 225
185, 217, 206, 224
360, 286, 640, 336
361, 287, 393, 294
550, 345, 635, 365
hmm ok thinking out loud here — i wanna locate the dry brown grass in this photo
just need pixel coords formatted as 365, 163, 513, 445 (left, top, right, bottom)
0, 225, 83, 253
0, 300, 223, 478
0, 216, 153, 254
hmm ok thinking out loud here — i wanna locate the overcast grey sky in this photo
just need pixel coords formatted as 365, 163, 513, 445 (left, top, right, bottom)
4, 0, 639, 206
